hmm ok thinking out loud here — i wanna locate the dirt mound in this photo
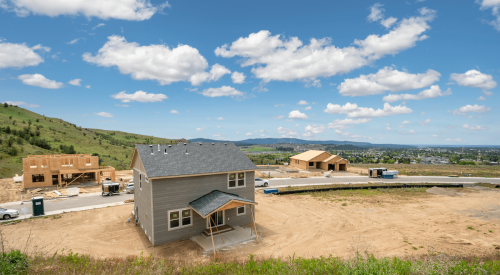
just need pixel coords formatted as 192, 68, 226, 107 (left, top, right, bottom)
426, 187, 461, 197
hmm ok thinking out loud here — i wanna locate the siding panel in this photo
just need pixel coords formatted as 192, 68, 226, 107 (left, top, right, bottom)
133, 166, 154, 244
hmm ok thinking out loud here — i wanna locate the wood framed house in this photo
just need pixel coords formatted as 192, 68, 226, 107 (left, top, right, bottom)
289, 150, 348, 171
129, 142, 258, 246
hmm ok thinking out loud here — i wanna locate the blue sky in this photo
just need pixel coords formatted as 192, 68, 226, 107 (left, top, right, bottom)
1, 0, 499, 145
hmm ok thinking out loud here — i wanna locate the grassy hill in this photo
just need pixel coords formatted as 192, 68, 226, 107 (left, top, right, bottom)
0, 104, 175, 178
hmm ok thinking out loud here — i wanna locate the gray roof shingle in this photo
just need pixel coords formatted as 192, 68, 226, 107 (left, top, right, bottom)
189, 190, 256, 217
135, 143, 257, 178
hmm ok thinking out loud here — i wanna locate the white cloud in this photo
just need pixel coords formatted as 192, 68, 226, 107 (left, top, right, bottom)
327, 118, 371, 129
383, 85, 451, 102
2, 101, 39, 107
477, 96, 487, 101
215, 8, 435, 85
304, 106, 312, 110
95, 112, 113, 117
83, 35, 213, 86
288, 110, 308, 119
111, 90, 167, 103
195, 127, 204, 131
0, 41, 48, 69
445, 138, 466, 143
276, 126, 298, 137
271, 115, 284, 119
478, 0, 500, 31
419, 118, 431, 126
409, 130, 416, 134
212, 133, 223, 139
335, 129, 351, 136
462, 124, 488, 130
85, 85, 91, 89
200, 86, 245, 98
367, 3, 398, 28
115, 104, 128, 107
18, 74, 63, 89
1, 0, 166, 21
431, 134, 438, 137
453, 104, 491, 115
338, 67, 440, 96
303, 124, 325, 137
217, 117, 224, 120
190, 64, 231, 86
484, 91, 493, 96
402, 120, 410, 124
421, 111, 426, 115
217, 126, 221, 128
245, 132, 253, 136
68, 78, 81, 86
295, 124, 299, 126
67, 38, 83, 45
324, 102, 412, 118
386, 127, 391, 130
93, 23, 105, 30
297, 100, 309, 105
231, 71, 246, 84
170, 110, 179, 114
274, 103, 285, 107
449, 70, 497, 90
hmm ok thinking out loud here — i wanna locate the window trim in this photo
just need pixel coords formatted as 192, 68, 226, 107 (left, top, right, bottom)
228, 172, 246, 189
168, 208, 193, 231
236, 206, 246, 216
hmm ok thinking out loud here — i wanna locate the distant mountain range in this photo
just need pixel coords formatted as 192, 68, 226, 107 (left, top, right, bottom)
188, 138, 413, 148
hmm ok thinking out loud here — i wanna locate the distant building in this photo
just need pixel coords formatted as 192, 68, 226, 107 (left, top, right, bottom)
289, 150, 348, 171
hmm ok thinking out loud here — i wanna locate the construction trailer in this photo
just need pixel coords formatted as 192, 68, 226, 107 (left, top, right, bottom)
22, 154, 116, 189
368, 168, 387, 178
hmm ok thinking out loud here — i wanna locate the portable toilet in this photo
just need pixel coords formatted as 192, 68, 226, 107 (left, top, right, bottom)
31, 197, 45, 216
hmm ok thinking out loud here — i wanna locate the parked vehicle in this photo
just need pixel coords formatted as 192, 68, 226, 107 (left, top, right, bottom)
0, 208, 19, 220
126, 183, 134, 194
255, 177, 269, 187
102, 182, 120, 196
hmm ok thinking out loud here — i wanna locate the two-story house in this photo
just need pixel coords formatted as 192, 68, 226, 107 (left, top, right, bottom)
129, 142, 258, 246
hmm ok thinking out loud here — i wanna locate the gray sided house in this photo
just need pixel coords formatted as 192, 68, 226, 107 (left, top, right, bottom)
129, 143, 258, 246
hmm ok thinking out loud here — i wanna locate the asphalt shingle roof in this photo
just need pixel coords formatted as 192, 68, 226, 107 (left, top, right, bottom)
136, 143, 257, 178
189, 190, 256, 218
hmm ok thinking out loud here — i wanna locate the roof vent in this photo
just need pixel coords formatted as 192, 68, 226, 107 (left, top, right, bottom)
185, 149, 188, 155
149, 145, 153, 155
184, 143, 187, 145
224, 143, 227, 145
212, 143, 214, 145
199, 143, 202, 146
164, 149, 167, 154
158, 144, 160, 151
168, 145, 171, 148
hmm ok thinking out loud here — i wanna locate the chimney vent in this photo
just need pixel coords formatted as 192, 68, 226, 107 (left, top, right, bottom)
185, 149, 188, 155
158, 144, 160, 151
184, 143, 187, 145
149, 145, 153, 154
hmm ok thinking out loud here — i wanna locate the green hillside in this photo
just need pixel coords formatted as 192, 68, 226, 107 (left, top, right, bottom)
0, 103, 176, 178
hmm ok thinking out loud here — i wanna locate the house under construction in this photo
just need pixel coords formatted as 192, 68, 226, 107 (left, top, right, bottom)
22, 154, 116, 189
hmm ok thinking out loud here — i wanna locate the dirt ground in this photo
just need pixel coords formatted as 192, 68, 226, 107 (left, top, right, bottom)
0, 170, 134, 204
349, 164, 500, 178
2, 186, 500, 262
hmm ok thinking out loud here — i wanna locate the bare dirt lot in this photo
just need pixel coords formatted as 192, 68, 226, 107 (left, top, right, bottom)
2, 187, 500, 262
349, 163, 500, 178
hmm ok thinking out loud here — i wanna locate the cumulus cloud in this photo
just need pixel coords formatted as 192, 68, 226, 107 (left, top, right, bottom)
419, 118, 431, 126
303, 124, 325, 137
288, 110, 308, 119
170, 110, 179, 114
2, 101, 39, 107
111, 90, 167, 102
18, 74, 63, 89
452, 104, 491, 115
383, 85, 451, 102
85, 85, 91, 89
200, 86, 245, 98
304, 106, 312, 110
95, 112, 113, 117
338, 67, 440, 96
217, 117, 224, 120
478, 0, 500, 31
335, 129, 351, 136
478, 96, 486, 101
367, 3, 398, 28
324, 102, 412, 118
462, 124, 488, 130
445, 138, 466, 143
297, 100, 309, 105
83, 35, 215, 86
431, 134, 438, 137
271, 115, 284, 119
0, 41, 48, 69
327, 118, 371, 129
276, 126, 298, 137
215, 8, 435, 84
231, 71, 246, 84
245, 132, 253, 136
0, 0, 167, 21
190, 63, 231, 86
449, 70, 497, 90
68, 78, 81, 86
195, 127, 204, 131
402, 120, 410, 124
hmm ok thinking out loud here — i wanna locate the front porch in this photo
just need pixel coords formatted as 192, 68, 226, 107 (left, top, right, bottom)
193, 225, 257, 252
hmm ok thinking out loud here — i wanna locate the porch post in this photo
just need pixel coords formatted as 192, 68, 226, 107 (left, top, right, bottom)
251, 205, 259, 243
210, 215, 225, 243
208, 217, 216, 258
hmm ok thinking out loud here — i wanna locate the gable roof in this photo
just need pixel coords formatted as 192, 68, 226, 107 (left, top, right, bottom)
189, 190, 257, 218
323, 155, 340, 162
290, 150, 328, 161
133, 143, 257, 178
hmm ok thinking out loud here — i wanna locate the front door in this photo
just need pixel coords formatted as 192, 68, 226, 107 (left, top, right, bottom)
207, 210, 224, 228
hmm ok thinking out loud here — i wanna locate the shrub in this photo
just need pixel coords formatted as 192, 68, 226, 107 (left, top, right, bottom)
0, 250, 30, 274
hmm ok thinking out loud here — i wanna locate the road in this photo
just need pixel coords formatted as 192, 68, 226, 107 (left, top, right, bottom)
265, 176, 500, 187
1, 193, 133, 216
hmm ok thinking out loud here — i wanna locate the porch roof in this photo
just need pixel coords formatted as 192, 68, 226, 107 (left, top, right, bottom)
188, 190, 257, 218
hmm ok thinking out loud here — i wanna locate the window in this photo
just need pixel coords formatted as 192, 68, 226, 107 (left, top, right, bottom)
228, 172, 245, 189
168, 208, 192, 230
237, 206, 246, 216
85, 158, 91, 166
309, 162, 314, 167
32, 174, 45, 182
139, 174, 142, 190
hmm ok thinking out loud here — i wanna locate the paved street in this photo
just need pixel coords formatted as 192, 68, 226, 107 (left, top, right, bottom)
264, 176, 500, 187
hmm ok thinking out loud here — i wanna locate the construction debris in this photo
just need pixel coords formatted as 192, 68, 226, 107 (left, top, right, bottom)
28, 188, 43, 194
79, 188, 89, 193
124, 198, 134, 203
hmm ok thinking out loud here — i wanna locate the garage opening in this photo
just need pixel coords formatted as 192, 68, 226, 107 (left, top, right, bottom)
339, 164, 346, 171
52, 175, 59, 185
328, 164, 335, 171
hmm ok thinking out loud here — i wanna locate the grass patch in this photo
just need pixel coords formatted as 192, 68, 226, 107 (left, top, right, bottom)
242, 147, 275, 152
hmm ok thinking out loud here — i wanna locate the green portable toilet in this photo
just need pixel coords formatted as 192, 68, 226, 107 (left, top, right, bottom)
31, 197, 45, 216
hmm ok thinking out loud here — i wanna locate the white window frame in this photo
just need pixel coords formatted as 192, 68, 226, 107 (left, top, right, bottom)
228, 172, 246, 189
168, 208, 193, 231
206, 210, 225, 228
236, 206, 246, 216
